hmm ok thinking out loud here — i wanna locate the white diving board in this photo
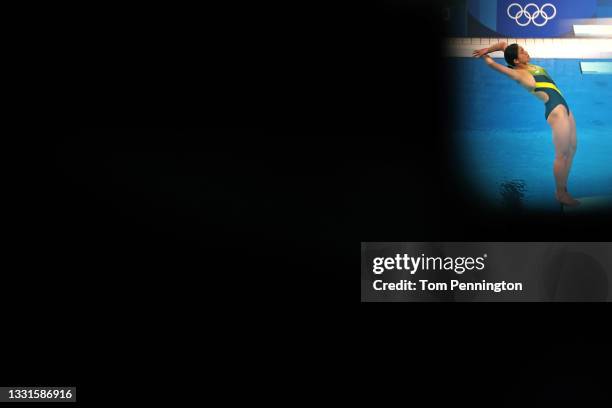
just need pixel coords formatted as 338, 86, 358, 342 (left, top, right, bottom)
573, 25, 612, 38
580, 61, 612, 74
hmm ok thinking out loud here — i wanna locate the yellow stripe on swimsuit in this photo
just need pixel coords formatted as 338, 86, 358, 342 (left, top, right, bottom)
533, 81, 563, 97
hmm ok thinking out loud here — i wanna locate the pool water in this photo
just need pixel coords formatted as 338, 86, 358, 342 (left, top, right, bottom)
451, 58, 612, 211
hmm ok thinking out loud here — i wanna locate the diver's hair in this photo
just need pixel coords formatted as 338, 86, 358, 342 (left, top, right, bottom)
504, 43, 519, 69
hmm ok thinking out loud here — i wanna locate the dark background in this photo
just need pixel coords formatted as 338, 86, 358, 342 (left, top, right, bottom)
6, 1, 609, 405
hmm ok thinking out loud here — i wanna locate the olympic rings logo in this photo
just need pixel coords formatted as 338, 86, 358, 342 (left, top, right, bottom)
507, 3, 557, 27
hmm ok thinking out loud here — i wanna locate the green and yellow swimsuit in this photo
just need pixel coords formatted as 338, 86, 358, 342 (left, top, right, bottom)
527, 64, 570, 120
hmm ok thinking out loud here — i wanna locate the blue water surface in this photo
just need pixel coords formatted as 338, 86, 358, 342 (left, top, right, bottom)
451, 58, 612, 211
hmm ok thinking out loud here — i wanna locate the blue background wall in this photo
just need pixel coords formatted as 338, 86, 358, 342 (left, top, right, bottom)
443, 0, 612, 37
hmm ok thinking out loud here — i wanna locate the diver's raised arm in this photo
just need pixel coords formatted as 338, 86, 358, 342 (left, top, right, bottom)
473, 42, 519, 80
472, 41, 507, 58
481, 54, 520, 80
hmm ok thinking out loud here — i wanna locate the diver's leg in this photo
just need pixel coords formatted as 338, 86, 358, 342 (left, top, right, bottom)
565, 111, 578, 191
548, 107, 579, 206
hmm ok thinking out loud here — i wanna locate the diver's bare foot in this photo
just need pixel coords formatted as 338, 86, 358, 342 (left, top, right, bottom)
555, 191, 580, 206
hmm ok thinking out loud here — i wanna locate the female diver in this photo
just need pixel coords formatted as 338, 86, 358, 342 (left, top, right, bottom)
473, 42, 579, 206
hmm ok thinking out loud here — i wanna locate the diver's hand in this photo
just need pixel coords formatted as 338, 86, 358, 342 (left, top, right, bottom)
472, 48, 489, 58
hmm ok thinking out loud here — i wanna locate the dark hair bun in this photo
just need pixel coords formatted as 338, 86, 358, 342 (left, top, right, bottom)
504, 43, 519, 67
